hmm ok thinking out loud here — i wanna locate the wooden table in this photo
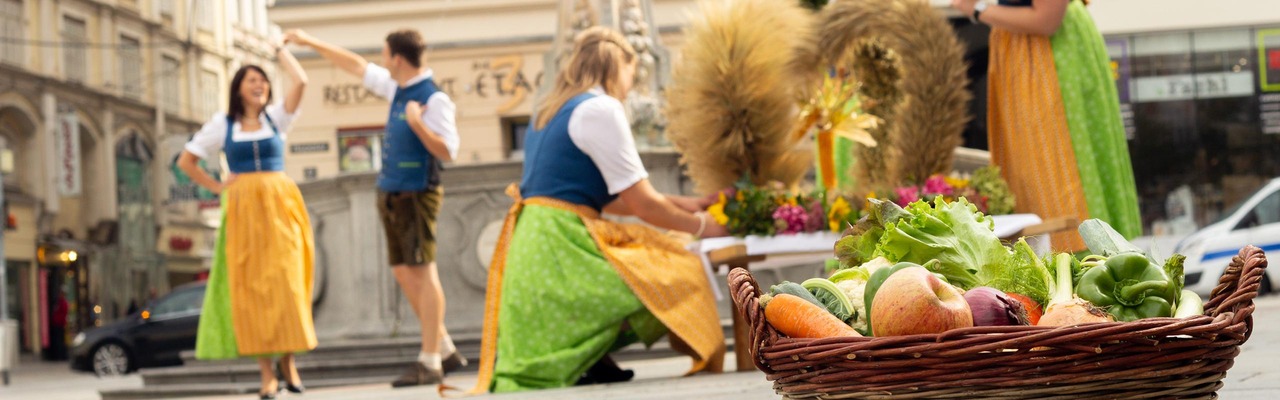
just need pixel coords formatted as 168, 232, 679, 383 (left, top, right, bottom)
702, 216, 1078, 372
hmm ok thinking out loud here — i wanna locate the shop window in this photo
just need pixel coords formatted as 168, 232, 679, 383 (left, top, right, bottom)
1111, 27, 1280, 236
338, 128, 384, 173
504, 116, 530, 160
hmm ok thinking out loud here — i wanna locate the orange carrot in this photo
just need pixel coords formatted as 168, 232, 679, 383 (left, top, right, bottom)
764, 294, 861, 338
1005, 292, 1044, 325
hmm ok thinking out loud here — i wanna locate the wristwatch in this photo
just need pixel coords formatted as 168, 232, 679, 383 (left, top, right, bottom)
971, 1, 988, 24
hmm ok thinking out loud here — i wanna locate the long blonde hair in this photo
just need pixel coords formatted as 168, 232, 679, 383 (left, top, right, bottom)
535, 26, 637, 130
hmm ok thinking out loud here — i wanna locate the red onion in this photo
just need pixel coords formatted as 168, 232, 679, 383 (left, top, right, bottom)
963, 287, 1030, 326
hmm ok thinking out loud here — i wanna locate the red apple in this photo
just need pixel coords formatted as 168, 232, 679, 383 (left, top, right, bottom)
871, 267, 973, 336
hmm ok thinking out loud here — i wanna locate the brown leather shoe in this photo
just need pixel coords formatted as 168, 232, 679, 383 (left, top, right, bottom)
442, 352, 468, 375
390, 363, 443, 388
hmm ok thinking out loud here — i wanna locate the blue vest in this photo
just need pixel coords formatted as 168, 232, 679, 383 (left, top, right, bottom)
224, 114, 284, 173
378, 78, 444, 192
520, 93, 615, 211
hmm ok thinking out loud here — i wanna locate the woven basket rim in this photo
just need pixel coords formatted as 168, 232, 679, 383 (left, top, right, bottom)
728, 245, 1268, 398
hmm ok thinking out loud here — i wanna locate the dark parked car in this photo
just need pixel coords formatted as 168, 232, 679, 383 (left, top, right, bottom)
70, 282, 205, 376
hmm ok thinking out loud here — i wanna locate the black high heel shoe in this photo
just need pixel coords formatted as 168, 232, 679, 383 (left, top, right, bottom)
276, 359, 305, 394
258, 380, 281, 400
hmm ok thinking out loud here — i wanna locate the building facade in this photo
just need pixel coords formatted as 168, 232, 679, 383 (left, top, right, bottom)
268, 0, 697, 181
272, 0, 1280, 243
0, 0, 277, 357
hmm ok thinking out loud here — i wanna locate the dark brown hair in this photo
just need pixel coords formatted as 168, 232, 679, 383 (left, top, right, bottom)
227, 65, 272, 120
385, 29, 426, 68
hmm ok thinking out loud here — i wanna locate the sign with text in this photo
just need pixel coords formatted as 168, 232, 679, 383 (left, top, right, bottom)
290, 142, 330, 154
322, 54, 545, 115
56, 111, 81, 196
1133, 72, 1255, 102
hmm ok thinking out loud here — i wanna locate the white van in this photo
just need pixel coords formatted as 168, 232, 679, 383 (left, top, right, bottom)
1176, 178, 1280, 296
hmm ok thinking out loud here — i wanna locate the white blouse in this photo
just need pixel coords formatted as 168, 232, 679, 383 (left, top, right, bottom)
184, 103, 297, 160
566, 87, 649, 195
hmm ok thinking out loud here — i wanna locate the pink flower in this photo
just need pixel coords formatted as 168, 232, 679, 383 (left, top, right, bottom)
772, 204, 809, 235
804, 200, 826, 232
923, 175, 954, 197
894, 186, 920, 207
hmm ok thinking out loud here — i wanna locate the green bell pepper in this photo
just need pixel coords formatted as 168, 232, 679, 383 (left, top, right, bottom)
1075, 252, 1178, 321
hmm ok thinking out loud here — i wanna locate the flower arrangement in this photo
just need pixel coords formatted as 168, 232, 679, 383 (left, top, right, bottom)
882, 166, 1016, 215
707, 179, 861, 237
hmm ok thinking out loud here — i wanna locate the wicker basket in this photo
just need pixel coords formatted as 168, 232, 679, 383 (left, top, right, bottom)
728, 246, 1269, 399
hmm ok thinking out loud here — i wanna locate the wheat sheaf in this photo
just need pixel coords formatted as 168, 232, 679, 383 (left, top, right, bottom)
664, 0, 816, 195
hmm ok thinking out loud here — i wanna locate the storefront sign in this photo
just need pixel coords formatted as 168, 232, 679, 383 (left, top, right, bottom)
462, 55, 544, 114
322, 54, 545, 115
1260, 29, 1280, 92
323, 84, 381, 106
158, 227, 213, 257
1133, 72, 1255, 102
290, 142, 330, 154
56, 112, 81, 196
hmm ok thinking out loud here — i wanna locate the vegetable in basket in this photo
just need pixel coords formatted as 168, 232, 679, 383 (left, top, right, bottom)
828, 264, 875, 335
1076, 219, 1185, 321
1075, 252, 1179, 322
1173, 290, 1205, 318
1004, 292, 1043, 325
1039, 253, 1113, 326
963, 287, 1030, 326
834, 199, 911, 270
802, 278, 856, 324
761, 293, 862, 338
769, 281, 824, 309
834, 198, 1055, 307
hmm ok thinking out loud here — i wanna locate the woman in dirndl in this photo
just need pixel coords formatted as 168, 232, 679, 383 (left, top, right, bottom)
468, 26, 731, 393
178, 43, 315, 400
951, 0, 1143, 250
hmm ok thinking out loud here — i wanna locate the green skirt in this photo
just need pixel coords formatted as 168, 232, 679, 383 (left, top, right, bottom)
492, 205, 666, 392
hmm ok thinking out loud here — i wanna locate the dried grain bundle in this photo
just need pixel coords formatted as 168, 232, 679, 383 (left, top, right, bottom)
816, 0, 971, 192
665, 0, 816, 194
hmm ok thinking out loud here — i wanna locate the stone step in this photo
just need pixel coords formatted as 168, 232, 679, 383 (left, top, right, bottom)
142, 354, 426, 387
100, 375, 391, 400
177, 334, 480, 364
110, 321, 739, 399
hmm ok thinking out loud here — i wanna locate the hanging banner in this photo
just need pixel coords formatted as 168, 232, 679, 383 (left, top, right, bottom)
56, 111, 82, 196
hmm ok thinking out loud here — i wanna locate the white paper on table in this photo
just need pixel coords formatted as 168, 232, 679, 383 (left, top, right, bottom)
691, 232, 843, 300
990, 214, 1042, 238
